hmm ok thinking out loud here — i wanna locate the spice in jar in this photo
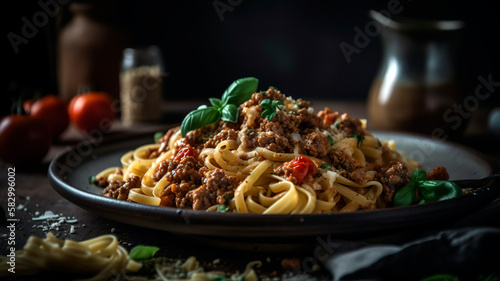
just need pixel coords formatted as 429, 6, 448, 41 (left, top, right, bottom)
120, 65, 163, 125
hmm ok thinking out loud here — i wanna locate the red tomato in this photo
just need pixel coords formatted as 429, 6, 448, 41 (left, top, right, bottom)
0, 115, 51, 165
174, 145, 198, 162
68, 92, 115, 132
284, 156, 318, 184
23, 99, 34, 113
30, 95, 69, 139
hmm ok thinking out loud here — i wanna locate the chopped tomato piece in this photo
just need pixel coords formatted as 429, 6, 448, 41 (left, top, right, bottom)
323, 113, 336, 126
284, 156, 318, 184
174, 145, 198, 162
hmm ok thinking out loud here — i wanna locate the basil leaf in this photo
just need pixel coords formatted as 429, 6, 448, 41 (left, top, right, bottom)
221, 77, 259, 106
411, 169, 427, 184
393, 184, 416, 207
209, 98, 222, 109
181, 107, 221, 137
88, 175, 96, 184
221, 103, 240, 123
418, 180, 462, 203
260, 98, 272, 109
129, 245, 160, 261
260, 99, 284, 121
154, 132, 164, 143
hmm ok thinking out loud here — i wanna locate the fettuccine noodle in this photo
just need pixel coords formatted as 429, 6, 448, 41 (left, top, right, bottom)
96, 86, 426, 213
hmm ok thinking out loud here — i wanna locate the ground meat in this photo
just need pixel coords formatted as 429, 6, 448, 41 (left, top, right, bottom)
317, 107, 339, 127
115, 167, 123, 176
95, 168, 122, 188
153, 160, 172, 181
103, 175, 140, 200
265, 87, 287, 101
203, 128, 238, 149
257, 111, 295, 153
337, 113, 366, 136
328, 150, 366, 184
184, 127, 208, 149
300, 132, 330, 159
174, 123, 219, 151
158, 157, 204, 208
151, 127, 178, 158
296, 107, 325, 132
218, 119, 242, 131
186, 168, 240, 210
427, 166, 449, 180
378, 162, 410, 203
350, 167, 365, 184
95, 176, 108, 188
186, 186, 211, 211
241, 92, 265, 108
240, 87, 285, 109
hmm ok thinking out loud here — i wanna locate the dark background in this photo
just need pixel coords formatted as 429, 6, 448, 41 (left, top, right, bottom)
3, 0, 500, 117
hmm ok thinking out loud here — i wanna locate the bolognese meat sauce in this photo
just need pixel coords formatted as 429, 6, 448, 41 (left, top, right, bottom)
104, 87, 422, 210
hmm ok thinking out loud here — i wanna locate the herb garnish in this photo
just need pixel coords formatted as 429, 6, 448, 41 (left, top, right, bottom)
129, 245, 160, 261
353, 132, 365, 148
180, 77, 259, 137
217, 194, 233, 213
393, 169, 462, 207
319, 163, 332, 169
216, 204, 229, 213
260, 99, 284, 121
154, 132, 164, 143
328, 135, 334, 146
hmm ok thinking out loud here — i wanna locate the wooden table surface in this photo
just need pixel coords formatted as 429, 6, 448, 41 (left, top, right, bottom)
1, 99, 499, 280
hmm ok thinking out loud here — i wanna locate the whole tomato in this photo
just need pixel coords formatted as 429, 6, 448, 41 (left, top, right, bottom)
68, 92, 115, 132
0, 115, 52, 165
29, 95, 69, 139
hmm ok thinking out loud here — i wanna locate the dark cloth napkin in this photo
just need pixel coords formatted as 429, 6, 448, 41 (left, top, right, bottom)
326, 198, 500, 281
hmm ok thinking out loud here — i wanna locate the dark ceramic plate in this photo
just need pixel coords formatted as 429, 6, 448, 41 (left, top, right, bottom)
48, 131, 499, 242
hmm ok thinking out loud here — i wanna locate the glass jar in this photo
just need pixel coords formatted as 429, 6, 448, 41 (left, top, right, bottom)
367, 10, 467, 139
120, 45, 165, 126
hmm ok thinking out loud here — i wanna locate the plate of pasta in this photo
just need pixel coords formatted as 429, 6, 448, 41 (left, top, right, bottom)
49, 78, 498, 240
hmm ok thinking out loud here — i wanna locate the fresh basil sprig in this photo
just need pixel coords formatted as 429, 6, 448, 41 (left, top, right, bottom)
393, 169, 462, 207
180, 77, 259, 137
260, 98, 284, 121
